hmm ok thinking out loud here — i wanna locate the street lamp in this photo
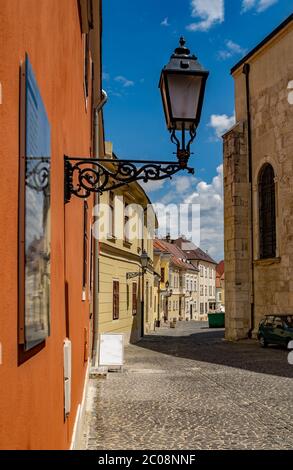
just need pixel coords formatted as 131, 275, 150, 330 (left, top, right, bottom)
165, 281, 173, 297
63, 38, 209, 202
159, 37, 209, 168
154, 273, 161, 328
140, 249, 149, 271
126, 249, 149, 280
125, 249, 149, 337
163, 280, 173, 322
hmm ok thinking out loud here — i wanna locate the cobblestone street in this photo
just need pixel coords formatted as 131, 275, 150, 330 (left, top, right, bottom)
85, 321, 293, 450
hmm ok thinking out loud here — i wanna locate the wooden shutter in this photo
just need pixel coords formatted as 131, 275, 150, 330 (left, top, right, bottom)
113, 281, 119, 320
132, 282, 137, 316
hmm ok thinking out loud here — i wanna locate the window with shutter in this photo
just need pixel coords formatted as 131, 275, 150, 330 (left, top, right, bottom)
126, 284, 130, 310
113, 280, 119, 320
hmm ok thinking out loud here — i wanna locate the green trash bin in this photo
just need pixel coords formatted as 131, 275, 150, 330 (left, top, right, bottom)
208, 312, 225, 328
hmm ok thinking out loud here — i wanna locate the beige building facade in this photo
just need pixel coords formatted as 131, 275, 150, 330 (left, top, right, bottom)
223, 15, 293, 340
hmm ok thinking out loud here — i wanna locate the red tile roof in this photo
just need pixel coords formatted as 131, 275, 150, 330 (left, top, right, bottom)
153, 239, 198, 272
216, 260, 224, 277
183, 247, 217, 264
173, 238, 217, 264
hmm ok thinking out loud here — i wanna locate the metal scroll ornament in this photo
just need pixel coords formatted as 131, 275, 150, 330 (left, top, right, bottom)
64, 156, 194, 202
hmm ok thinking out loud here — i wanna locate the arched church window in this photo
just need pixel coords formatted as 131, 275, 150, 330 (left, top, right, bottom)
258, 164, 276, 259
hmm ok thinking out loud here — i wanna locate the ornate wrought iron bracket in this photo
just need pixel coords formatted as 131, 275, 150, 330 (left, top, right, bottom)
126, 271, 144, 280
64, 155, 194, 203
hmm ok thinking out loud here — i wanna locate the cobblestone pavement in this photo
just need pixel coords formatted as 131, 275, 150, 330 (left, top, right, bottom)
85, 321, 293, 450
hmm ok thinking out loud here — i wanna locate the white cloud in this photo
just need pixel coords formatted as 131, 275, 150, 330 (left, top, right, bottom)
242, 0, 256, 11
154, 166, 224, 260
226, 40, 246, 54
242, 0, 278, 13
218, 39, 247, 60
108, 90, 122, 98
158, 175, 198, 205
174, 175, 194, 193
217, 50, 231, 60
141, 179, 166, 192
102, 72, 110, 81
209, 113, 235, 139
185, 164, 224, 260
114, 76, 135, 88
186, 0, 224, 32
161, 17, 170, 27
141, 173, 197, 195
257, 0, 278, 11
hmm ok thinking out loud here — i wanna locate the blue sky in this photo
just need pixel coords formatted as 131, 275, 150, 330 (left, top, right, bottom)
102, 0, 293, 261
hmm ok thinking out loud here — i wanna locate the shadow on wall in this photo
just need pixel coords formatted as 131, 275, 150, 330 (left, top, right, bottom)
135, 327, 293, 379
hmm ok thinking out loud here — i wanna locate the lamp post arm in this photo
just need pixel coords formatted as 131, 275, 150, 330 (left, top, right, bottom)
64, 156, 194, 202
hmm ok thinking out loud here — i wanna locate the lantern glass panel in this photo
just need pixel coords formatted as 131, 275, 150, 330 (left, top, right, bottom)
160, 77, 172, 129
167, 74, 202, 125
141, 251, 148, 268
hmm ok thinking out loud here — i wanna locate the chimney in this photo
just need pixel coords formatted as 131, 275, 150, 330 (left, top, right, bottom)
166, 233, 171, 243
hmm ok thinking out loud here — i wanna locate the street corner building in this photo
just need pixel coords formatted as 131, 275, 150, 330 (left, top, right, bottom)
223, 15, 293, 341
0, 0, 104, 449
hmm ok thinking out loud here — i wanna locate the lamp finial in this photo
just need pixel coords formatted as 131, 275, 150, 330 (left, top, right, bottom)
179, 37, 186, 47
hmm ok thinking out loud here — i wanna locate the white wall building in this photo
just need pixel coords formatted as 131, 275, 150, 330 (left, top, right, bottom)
174, 238, 217, 320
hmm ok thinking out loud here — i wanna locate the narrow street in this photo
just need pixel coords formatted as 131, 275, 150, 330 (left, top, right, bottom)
85, 321, 293, 450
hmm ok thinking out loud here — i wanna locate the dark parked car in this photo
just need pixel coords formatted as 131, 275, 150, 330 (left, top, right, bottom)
258, 314, 293, 348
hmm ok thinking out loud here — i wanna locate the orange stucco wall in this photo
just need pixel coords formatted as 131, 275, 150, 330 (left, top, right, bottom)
0, 0, 95, 449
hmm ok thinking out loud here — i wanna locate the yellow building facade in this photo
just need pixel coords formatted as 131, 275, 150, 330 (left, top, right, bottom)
96, 143, 157, 345
153, 239, 199, 323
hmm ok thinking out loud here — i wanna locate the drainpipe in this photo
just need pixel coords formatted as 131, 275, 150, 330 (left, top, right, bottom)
92, 89, 108, 366
93, 90, 108, 157
242, 64, 255, 338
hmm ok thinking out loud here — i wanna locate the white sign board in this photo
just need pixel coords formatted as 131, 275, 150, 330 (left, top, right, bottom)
99, 333, 124, 366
